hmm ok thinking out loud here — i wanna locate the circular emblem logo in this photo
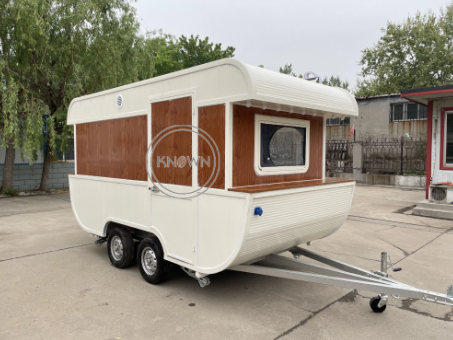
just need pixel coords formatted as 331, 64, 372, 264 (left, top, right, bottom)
146, 125, 220, 199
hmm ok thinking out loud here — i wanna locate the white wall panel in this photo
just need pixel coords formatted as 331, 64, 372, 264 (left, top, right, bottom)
233, 183, 355, 266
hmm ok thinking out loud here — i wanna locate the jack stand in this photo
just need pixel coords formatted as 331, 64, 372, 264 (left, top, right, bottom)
181, 267, 211, 288
372, 252, 402, 277
371, 252, 399, 311
94, 237, 107, 246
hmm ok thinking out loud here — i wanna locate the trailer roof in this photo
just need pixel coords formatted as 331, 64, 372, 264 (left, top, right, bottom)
68, 59, 358, 125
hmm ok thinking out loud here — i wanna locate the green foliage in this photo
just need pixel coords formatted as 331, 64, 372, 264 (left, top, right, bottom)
356, 3, 453, 96
1, 0, 143, 164
180, 35, 235, 68
0, 60, 45, 164
403, 170, 426, 176
152, 33, 235, 77
279, 64, 303, 78
1, 0, 236, 182
279, 64, 349, 90
5, 188, 16, 196
322, 76, 350, 91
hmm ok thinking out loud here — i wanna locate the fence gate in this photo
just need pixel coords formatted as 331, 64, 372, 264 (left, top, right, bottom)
326, 140, 353, 173
362, 137, 426, 175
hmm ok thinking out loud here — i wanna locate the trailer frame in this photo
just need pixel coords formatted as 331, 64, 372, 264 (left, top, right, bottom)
225, 246, 453, 312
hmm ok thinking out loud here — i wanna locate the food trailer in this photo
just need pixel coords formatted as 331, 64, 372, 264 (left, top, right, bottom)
68, 59, 452, 313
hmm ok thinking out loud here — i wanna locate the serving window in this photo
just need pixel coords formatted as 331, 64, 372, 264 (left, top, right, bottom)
254, 114, 310, 175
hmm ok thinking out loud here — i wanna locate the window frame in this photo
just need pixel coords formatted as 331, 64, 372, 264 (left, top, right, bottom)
390, 103, 428, 122
254, 114, 310, 175
441, 108, 453, 170
326, 117, 350, 126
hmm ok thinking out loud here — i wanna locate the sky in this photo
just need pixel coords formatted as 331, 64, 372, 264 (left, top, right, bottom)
135, 0, 451, 90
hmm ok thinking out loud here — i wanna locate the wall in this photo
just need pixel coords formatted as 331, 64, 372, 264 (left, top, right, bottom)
326, 125, 350, 140
0, 146, 45, 165
326, 95, 427, 141
432, 99, 453, 183
354, 95, 405, 140
389, 120, 427, 139
0, 162, 74, 190
76, 115, 148, 181
232, 105, 323, 187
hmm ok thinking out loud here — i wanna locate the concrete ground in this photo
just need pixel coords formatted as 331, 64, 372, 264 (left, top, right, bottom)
0, 185, 452, 340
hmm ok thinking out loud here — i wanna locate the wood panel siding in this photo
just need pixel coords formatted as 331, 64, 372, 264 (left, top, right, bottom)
232, 105, 324, 187
229, 178, 355, 193
76, 115, 148, 181
151, 97, 192, 186
198, 105, 225, 189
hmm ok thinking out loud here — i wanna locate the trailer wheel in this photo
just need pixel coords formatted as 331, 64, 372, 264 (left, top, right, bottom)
137, 238, 171, 284
107, 227, 134, 269
369, 296, 387, 313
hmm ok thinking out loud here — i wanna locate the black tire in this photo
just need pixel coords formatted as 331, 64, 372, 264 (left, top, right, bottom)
107, 227, 134, 269
137, 238, 171, 284
369, 296, 387, 313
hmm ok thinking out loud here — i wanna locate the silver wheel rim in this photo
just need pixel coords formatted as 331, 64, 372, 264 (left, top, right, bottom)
110, 236, 123, 261
142, 247, 157, 275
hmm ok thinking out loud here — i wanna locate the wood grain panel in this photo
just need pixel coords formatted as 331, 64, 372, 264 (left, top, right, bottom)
99, 120, 111, 177
229, 178, 355, 193
76, 124, 88, 175
232, 105, 323, 187
76, 115, 148, 181
110, 117, 124, 179
198, 105, 225, 189
151, 97, 192, 186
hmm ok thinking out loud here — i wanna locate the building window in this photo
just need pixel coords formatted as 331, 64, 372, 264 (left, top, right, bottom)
254, 114, 310, 175
445, 111, 453, 167
326, 117, 350, 126
390, 103, 427, 122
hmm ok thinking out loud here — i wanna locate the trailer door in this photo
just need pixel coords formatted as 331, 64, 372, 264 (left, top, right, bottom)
150, 97, 195, 264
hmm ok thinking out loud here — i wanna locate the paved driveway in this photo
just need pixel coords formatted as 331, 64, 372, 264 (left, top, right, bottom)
1, 186, 452, 339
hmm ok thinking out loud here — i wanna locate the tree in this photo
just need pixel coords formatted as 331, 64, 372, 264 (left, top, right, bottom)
279, 64, 302, 78
1, 0, 145, 191
179, 35, 235, 68
0, 2, 46, 192
279, 64, 349, 90
152, 33, 235, 77
356, 3, 453, 97
1, 1, 235, 192
322, 76, 350, 91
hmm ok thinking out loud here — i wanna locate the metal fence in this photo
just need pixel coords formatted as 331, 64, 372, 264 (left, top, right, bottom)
326, 140, 353, 172
362, 137, 426, 175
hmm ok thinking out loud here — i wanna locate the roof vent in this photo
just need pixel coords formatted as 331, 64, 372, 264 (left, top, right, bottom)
303, 71, 322, 84
116, 94, 123, 109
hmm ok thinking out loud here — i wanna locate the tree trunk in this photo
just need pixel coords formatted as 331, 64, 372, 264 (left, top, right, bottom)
1, 138, 16, 192
39, 144, 52, 191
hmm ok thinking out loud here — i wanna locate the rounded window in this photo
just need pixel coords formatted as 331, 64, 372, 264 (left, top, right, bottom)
261, 124, 306, 167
